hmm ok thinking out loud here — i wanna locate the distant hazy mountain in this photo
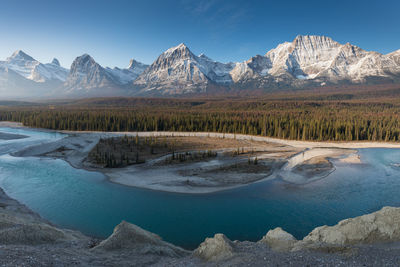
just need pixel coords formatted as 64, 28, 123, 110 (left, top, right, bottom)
0, 50, 148, 98
0, 50, 68, 97
0, 35, 399, 98
3, 50, 68, 83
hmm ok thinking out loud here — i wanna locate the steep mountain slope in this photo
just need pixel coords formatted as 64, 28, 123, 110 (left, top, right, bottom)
63, 54, 148, 97
134, 43, 234, 95
38, 58, 69, 82
64, 54, 121, 95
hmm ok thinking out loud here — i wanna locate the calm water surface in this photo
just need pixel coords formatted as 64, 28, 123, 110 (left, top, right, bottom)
1, 127, 400, 249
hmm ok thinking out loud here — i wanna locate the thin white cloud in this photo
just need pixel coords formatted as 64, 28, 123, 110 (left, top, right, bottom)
180, 0, 250, 34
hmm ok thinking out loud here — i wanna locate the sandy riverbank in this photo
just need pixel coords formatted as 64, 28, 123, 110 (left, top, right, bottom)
8, 134, 360, 193
11, 131, 301, 193
0, 121, 381, 193
2, 121, 375, 192
0, 131, 28, 140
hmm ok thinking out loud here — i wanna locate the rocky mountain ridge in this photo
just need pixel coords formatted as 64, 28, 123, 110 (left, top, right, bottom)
1, 35, 400, 98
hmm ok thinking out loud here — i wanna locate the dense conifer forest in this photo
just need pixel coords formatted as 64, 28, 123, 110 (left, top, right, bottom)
1, 86, 400, 142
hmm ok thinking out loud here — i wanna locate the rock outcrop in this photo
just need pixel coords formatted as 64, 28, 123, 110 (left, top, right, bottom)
193, 233, 235, 261
259, 227, 297, 251
302, 206, 400, 246
0, 188, 85, 245
93, 221, 188, 257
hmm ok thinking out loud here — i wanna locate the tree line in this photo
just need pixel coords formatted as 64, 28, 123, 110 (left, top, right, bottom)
1, 99, 400, 141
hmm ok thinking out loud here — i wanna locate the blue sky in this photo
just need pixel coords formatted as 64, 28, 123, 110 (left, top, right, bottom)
0, 0, 399, 68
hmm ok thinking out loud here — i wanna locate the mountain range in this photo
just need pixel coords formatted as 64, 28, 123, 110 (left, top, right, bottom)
1, 35, 400, 98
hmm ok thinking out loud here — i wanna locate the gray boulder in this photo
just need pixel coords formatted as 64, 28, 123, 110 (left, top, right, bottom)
194, 233, 235, 261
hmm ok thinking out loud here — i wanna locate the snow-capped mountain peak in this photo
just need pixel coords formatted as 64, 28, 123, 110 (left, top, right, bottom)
69, 54, 98, 74
127, 59, 148, 73
51, 58, 61, 66
133, 43, 206, 93
134, 43, 235, 94
231, 35, 400, 84
164, 43, 188, 53
1, 35, 399, 98
160, 43, 195, 61
7, 50, 36, 62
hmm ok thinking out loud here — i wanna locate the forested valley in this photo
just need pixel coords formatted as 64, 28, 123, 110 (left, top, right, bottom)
2, 86, 400, 142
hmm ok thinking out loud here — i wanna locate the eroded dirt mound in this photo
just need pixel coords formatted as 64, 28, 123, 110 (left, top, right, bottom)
93, 221, 188, 257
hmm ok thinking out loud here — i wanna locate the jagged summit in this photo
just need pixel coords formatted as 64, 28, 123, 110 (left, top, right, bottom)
160, 43, 195, 61
51, 58, 61, 66
128, 59, 139, 69
71, 54, 97, 69
127, 59, 148, 70
165, 43, 188, 52
7, 50, 35, 62
292, 35, 338, 46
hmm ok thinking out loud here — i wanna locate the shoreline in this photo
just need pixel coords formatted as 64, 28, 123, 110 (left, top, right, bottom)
2, 183, 400, 266
3, 120, 400, 149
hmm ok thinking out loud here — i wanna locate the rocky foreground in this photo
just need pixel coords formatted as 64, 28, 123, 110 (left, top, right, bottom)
1, 187, 400, 266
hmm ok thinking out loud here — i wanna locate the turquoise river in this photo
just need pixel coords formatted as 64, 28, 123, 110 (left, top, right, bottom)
1, 126, 400, 249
